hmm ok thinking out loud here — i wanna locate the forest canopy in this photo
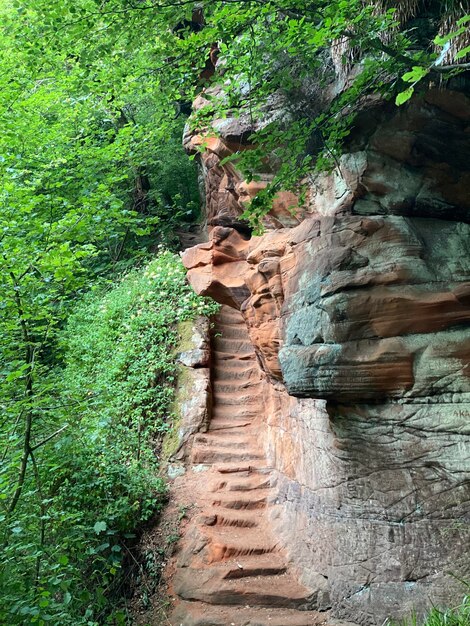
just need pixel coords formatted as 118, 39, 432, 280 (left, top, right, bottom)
0, 0, 469, 624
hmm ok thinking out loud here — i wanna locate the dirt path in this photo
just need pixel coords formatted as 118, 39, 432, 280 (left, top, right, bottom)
167, 305, 328, 626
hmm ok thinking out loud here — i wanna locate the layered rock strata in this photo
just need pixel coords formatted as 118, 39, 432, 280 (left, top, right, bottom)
176, 85, 470, 625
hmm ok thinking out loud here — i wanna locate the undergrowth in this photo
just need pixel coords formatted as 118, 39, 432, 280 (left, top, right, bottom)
0, 251, 218, 625
387, 593, 470, 626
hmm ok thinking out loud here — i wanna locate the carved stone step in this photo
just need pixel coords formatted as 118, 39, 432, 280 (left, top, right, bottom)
213, 334, 253, 347
208, 473, 272, 493
170, 601, 328, 626
212, 391, 261, 406
221, 556, 287, 579
213, 309, 244, 322
194, 432, 256, 447
209, 418, 255, 430
198, 510, 259, 529
211, 405, 260, 417
212, 324, 251, 339
224, 475, 273, 492
179, 554, 288, 582
196, 426, 255, 438
214, 462, 273, 474
191, 446, 264, 464
211, 488, 274, 510
213, 354, 256, 366
199, 511, 258, 529
174, 568, 316, 608
213, 347, 254, 358
212, 380, 263, 395
214, 352, 255, 363
204, 533, 277, 563
212, 366, 259, 382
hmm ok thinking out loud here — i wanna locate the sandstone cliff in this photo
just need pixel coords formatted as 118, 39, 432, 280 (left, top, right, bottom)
173, 74, 470, 624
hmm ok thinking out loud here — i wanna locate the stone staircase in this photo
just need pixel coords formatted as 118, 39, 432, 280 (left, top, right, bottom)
169, 306, 328, 626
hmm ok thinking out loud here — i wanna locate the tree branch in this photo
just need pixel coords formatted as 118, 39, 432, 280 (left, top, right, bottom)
31, 425, 69, 452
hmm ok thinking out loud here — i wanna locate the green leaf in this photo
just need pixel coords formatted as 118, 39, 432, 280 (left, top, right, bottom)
93, 521, 107, 534
434, 28, 465, 47
455, 46, 470, 61
395, 87, 414, 106
401, 66, 428, 83
457, 15, 470, 27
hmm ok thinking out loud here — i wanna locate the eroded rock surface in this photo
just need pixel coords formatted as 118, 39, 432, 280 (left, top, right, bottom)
168, 307, 331, 626
176, 86, 470, 625
184, 215, 470, 399
170, 317, 212, 461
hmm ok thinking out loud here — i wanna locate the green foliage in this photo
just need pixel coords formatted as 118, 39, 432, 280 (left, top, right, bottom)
387, 594, 470, 626
0, 6, 204, 619
2, 0, 468, 227
61, 251, 219, 466
0, 2, 210, 622
396, 15, 470, 105
220, 1, 469, 220
0, 252, 218, 624
173, 0, 469, 222
396, 86, 416, 105
0, 0, 468, 622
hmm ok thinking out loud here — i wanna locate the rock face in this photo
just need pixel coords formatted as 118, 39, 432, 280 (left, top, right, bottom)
169, 306, 330, 626
178, 86, 470, 625
170, 317, 212, 462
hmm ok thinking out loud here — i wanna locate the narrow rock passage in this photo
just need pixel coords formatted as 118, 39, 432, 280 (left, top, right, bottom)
170, 306, 328, 626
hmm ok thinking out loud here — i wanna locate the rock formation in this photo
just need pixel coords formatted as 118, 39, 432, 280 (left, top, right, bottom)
170, 306, 332, 626
169, 81, 470, 625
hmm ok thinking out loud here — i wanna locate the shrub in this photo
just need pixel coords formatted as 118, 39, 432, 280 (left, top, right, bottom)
0, 251, 218, 625
388, 593, 470, 626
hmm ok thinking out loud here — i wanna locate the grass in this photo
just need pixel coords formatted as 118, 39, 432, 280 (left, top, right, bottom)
387, 594, 470, 626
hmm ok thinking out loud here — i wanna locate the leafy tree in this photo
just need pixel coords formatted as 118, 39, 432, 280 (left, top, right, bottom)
0, 0, 468, 622
0, 252, 217, 624
0, 0, 204, 621
4, 1, 468, 222
0, 0, 200, 526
